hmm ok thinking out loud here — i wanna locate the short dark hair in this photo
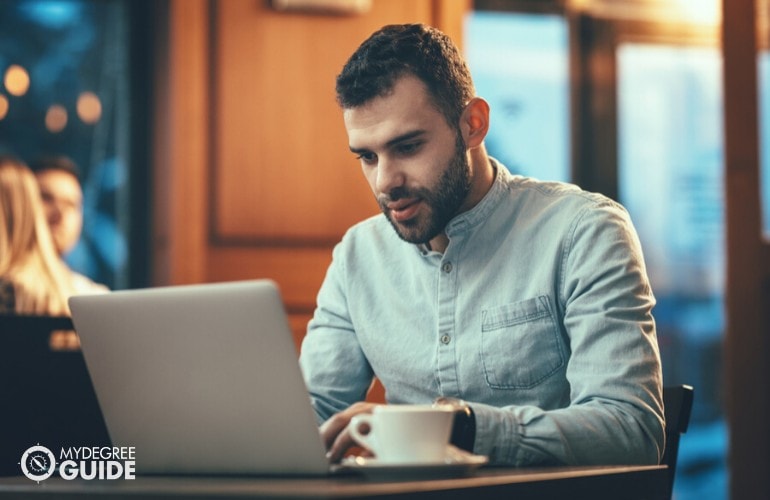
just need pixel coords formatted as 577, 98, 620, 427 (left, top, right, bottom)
29, 155, 81, 185
335, 24, 475, 128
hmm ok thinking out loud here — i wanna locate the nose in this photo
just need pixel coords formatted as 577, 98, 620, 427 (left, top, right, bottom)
48, 203, 63, 224
374, 157, 405, 196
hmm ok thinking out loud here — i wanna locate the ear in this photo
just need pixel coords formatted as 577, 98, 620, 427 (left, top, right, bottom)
459, 97, 490, 149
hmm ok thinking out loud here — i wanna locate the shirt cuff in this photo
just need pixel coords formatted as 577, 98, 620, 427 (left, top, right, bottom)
469, 401, 523, 464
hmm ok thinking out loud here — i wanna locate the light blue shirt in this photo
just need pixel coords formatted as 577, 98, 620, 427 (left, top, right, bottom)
300, 161, 664, 466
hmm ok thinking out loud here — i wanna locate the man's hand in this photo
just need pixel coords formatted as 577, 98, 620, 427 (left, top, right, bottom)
320, 402, 381, 463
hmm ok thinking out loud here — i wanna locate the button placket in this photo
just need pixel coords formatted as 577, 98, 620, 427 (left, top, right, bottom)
436, 255, 459, 394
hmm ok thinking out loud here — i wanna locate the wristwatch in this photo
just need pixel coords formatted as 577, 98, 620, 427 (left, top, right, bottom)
433, 397, 476, 453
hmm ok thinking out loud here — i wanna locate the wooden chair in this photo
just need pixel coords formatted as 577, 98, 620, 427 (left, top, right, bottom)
661, 384, 695, 499
0, 315, 110, 476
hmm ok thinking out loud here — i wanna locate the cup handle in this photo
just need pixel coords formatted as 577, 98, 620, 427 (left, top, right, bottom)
348, 413, 376, 453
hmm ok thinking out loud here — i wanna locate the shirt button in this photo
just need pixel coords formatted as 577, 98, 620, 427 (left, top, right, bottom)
440, 334, 451, 345
442, 262, 453, 273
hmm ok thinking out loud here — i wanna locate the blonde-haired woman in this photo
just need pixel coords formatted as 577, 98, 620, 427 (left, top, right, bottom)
0, 155, 76, 315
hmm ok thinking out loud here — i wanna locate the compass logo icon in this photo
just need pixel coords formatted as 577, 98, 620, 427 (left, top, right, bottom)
20, 445, 57, 482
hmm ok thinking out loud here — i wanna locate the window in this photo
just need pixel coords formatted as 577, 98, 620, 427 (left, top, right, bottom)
0, 0, 152, 289
618, 43, 727, 500
759, 52, 770, 241
465, 11, 570, 182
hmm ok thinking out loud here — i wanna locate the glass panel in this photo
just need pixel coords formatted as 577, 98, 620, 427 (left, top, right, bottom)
0, 0, 130, 288
618, 44, 727, 500
759, 52, 770, 241
465, 12, 570, 182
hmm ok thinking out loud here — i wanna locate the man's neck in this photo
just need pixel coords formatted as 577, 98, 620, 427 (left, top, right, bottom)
427, 149, 496, 254
463, 147, 496, 211
427, 233, 450, 254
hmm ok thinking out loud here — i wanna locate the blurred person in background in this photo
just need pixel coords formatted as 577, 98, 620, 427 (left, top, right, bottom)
30, 155, 107, 294
0, 155, 76, 315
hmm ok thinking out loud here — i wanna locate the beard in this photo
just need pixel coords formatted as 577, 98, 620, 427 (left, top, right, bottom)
378, 134, 471, 245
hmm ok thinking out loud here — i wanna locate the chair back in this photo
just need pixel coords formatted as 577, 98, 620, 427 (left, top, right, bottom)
0, 315, 110, 476
661, 384, 695, 498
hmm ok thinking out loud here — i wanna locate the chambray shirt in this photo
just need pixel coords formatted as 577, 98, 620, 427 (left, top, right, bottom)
299, 162, 664, 466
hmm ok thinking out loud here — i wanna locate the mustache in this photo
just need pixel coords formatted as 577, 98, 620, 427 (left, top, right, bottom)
378, 186, 422, 207
378, 187, 404, 205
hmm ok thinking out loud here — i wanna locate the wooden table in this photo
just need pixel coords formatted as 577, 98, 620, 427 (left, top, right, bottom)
0, 464, 667, 499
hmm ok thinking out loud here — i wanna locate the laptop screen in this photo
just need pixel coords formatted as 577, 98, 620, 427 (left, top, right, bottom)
69, 280, 329, 476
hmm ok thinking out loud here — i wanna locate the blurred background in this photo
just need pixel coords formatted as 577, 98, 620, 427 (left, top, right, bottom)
1, 1, 768, 498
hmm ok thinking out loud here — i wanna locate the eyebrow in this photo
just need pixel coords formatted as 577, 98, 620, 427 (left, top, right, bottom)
349, 130, 427, 155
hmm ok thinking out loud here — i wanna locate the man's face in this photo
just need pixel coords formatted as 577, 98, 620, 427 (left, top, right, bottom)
35, 169, 83, 256
343, 75, 471, 245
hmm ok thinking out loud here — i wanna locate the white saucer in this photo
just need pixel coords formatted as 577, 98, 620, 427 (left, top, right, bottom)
339, 446, 488, 479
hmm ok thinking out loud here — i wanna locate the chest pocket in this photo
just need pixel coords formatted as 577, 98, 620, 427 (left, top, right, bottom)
480, 296, 565, 390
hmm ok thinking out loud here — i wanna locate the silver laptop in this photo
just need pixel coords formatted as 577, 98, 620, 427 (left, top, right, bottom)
69, 280, 330, 476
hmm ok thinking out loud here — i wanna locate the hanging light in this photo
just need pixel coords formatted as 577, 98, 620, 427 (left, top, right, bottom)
4, 65, 30, 96
45, 104, 68, 133
0, 94, 8, 120
77, 91, 102, 124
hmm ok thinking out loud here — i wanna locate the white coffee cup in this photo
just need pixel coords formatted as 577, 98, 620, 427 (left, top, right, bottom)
348, 404, 454, 464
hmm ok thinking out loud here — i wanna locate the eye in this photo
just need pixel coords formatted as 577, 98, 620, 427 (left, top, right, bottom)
396, 141, 422, 156
356, 152, 377, 166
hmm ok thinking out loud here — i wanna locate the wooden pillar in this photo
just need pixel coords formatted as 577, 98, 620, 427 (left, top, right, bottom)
722, 0, 770, 498
152, 0, 210, 286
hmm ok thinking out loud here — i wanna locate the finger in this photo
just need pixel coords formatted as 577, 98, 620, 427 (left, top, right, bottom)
319, 402, 377, 450
327, 425, 359, 463
320, 412, 351, 450
320, 402, 381, 460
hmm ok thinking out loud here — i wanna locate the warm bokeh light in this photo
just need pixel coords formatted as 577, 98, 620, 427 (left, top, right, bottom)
4, 64, 30, 96
45, 104, 68, 133
673, 0, 720, 25
49, 330, 81, 351
0, 94, 8, 120
567, 0, 721, 25
77, 91, 102, 124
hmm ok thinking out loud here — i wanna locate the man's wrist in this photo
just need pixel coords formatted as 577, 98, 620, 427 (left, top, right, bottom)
434, 397, 476, 453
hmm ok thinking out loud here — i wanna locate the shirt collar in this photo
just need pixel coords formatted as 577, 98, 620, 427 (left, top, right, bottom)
410, 158, 510, 256
444, 157, 510, 238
